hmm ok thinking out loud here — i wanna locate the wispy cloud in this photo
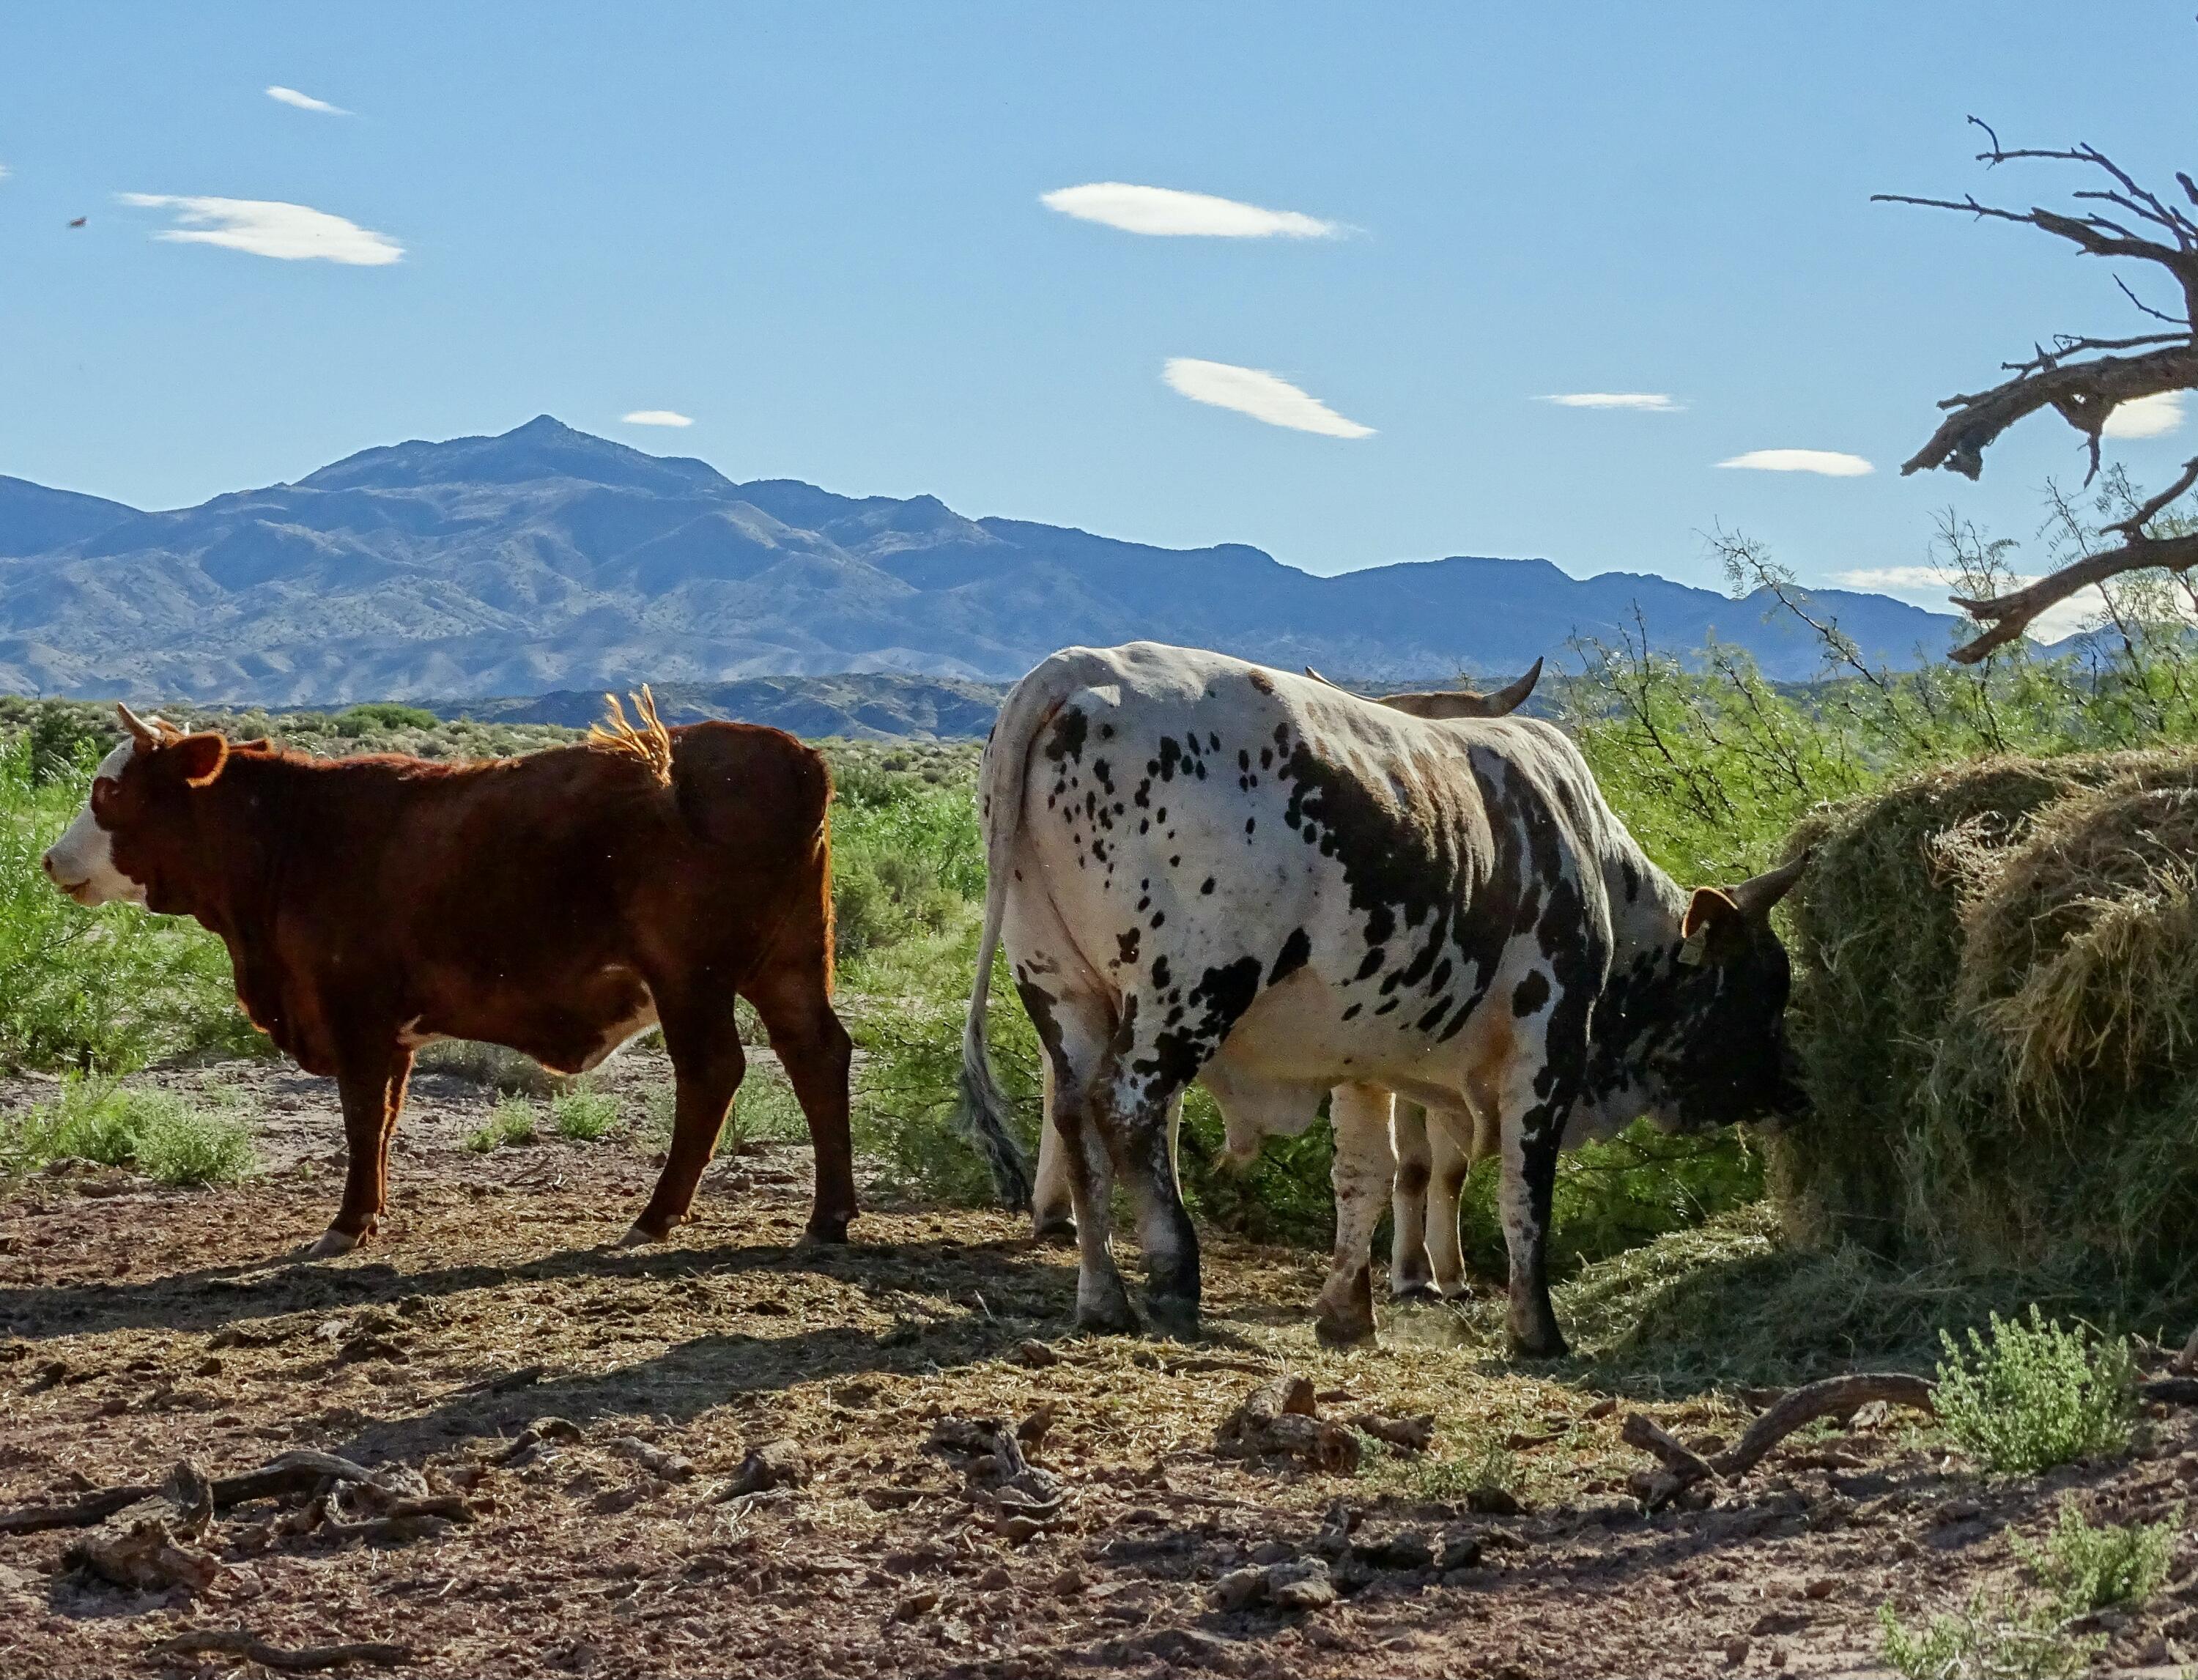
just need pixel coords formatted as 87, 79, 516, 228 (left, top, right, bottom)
621, 410, 693, 427
1831, 565, 2108, 643
266, 85, 350, 116
2102, 391, 2185, 439
118, 193, 400, 264
0, 164, 10, 182
1717, 448, 1873, 477
1541, 392, 1680, 412
1042, 182, 1338, 239
1163, 359, 1372, 438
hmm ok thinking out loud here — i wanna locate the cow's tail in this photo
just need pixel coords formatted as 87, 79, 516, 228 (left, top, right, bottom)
955, 663, 1081, 1211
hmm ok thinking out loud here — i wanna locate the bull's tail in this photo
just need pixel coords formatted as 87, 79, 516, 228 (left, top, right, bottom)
955, 661, 1085, 1210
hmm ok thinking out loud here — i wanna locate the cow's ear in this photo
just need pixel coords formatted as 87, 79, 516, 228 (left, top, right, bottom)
171, 732, 229, 788
1679, 888, 1747, 966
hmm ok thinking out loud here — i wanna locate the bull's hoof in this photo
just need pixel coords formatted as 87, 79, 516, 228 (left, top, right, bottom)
1032, 1215, 1078, 1247
1145, 1297, 1202, 1342
1389, 1280, 1442, 1305
1506, 1322, 1569, 1360
1314, 1311, 1378, 1348
612, 1224, 662, 1249
803, 1213, 854, 1246
1073, 1287, 1139, 1336
301, 1229, 360, 1260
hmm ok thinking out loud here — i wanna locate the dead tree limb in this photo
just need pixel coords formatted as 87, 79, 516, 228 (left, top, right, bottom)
150, 1629, 413, 1671
0, 1448, 375, 1535
1624, 1372, 1936, 1511
1879, 125, 2198, 661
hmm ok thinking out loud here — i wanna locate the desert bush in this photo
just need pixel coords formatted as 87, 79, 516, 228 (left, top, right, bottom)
466, 1098, 539, 1153
1, 1076, 256, 1186
415, 1040, 571, 1098
1934, 1308, 2134, 1473
551, 1089, 619, 1141
1877, 1590, 2097, 1680
2013, 1498, 2176, 1621
336, 703, 440, 736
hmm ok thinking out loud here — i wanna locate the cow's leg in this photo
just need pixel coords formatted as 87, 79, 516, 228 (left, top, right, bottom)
309, 1043, 412, 1259
1426, 1107, 1476, 1299
1479, 966, 1585, 1358
626, 993, 747, 1245
743, 966, 858, 1245
1029, 1059, 1077, 1244
1315, 1082, 1394, 1344
1107, 1083, 1200, 1338
1497, 1109, 1565, 1356
1388, 1096, 1438, 1302
1025, 986, 1137, 1331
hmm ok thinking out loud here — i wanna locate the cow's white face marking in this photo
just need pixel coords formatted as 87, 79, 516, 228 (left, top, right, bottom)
41, 740, 149, 908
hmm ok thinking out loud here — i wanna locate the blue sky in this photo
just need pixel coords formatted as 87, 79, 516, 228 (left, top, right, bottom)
4, 4, 2195, 623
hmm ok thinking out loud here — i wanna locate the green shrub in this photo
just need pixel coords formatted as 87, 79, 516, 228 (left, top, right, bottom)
466, 1098, 539, 1153
1, 1077, 256, 1185
1878, 1591, 2098, 1680
336, 703, 440, 736
550, 1089, 618, 1141
413, 1040, 569, 1098
2013, 1498, 2176, 1621
1934, 1308, 2134, 1473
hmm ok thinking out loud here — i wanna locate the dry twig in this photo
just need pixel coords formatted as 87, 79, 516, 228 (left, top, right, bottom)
1624, 1372, 1936, 1510
150, 1629, 413, 1671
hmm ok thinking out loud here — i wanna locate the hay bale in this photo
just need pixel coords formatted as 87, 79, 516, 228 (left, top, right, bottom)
1772, 748, 2198, 1277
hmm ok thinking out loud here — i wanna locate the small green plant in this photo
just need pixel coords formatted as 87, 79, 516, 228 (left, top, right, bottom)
550, 1089, 618, 1141
1934, 1306, 2134, 1473
2013, 1498, 2177, 1621
0, 1076, 256, 1185
465, 1097, 539, 1153
1878, 1591, 2098, 1680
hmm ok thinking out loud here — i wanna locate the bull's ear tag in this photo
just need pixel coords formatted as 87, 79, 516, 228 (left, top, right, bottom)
1678, 928, 1709, 967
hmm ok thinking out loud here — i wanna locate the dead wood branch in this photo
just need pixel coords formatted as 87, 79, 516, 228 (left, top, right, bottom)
151, 1629, 413, 1670
1879, 130, 2198, 659
0, 1448, 376, 1535
1624, 1372, 1936, 1510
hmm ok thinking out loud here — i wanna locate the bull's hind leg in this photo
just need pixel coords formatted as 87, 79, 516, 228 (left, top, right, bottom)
1029, 1061, 1078, 1244
743, 965, 858, 1245
1112, 1084, 1200, 1338
1316, 1083, 1395, 1343
1427, 1107, 1479, 1299
626, 991, 747, 1245
1024, 987, 1139, 1332
1388, 1097, 1439, 1302
311, 1043, 413, 1259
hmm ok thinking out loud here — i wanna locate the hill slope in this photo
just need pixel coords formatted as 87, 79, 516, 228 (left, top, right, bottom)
0, 416, 1957, 703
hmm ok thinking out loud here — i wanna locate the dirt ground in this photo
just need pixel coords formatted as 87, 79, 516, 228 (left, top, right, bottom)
3, 1052, 2196, 1679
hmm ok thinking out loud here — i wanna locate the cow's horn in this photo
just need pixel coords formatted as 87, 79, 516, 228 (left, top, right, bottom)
1729, 848, 1811, 918
116, 703, 158, 747
1473, 657, 1544, 719
1303, 667, 1345, 692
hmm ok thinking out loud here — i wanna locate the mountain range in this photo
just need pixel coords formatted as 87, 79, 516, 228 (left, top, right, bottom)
0, 415, 1961, 706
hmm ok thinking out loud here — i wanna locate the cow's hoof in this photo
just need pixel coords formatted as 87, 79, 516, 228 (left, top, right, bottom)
1389, 1281, 1442, 1305
613, 1224, 661, 1249
1314, 1311, 1378, 1348
1146, 1298, 1201, 1342
803, 1214, 854, 1246
1505, 1324, 1569, 1360
1073, 1289, 1139, 1336
301, 1229, 359, 1260
1032, 1215, 1078, 1247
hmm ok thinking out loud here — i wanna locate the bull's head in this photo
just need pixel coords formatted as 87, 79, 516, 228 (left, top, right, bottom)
41, 704, 234, 911
1652, 850, 1811, 1132
1303, 658, 1543, 720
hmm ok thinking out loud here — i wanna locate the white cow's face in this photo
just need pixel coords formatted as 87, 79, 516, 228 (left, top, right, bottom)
40, 739, 150, 907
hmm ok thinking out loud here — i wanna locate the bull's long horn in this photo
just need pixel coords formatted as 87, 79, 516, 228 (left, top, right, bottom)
1303, 667, 1346, 691
1374, 657, 1546, 721
1729, 848, 1811, 918
115, 702, 158, 748
1476, 656, 1544, 718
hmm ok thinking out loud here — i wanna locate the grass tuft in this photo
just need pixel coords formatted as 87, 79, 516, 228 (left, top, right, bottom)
466, 1097, 539, 1153
550, 1089, 618, 1141
1, 1076, 256, 1185
2013, 1498, 2176, 1621
1877, 1590, 2098, 1680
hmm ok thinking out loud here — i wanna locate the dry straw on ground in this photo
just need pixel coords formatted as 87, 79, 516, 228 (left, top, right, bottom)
1772, 747, 2198, 1297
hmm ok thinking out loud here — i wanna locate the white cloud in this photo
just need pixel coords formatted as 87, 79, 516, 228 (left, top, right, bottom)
265, 85, 350, 116
1162, 358, 1372, 438
117, 193, 401, 264
1042, 182, 1337, 238
1831, 566, 1947, 594
621, 410, 693, 427
0, 164, 10, 182
2102, 391, 2185, 439
1717, 448, 1873, 477
1541, 392, 1679, 412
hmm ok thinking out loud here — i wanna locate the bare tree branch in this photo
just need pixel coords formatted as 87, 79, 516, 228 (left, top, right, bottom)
1882, 128, 2198, 659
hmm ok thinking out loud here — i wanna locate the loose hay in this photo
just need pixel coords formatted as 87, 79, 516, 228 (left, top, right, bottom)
1773, 747, 2198, 1296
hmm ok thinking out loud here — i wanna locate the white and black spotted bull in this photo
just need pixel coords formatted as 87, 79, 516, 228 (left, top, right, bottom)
958, 642, 1807, 1356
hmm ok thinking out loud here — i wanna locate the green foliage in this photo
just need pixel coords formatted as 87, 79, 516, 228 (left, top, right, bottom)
466, 1097, 539, 1153
1934, 1308, 2134, 1473
550, 1089, 619, 1141
336, 703, 440, 735
1, 1076, 256, 1186
2013, 1498, 2176, 1621
829, 769, 982, 963
1877, 1591, 2099, 1680
413, 1039, 570, 1098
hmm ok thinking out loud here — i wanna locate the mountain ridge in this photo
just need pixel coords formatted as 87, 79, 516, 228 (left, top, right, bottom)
0, 415, 1961, 704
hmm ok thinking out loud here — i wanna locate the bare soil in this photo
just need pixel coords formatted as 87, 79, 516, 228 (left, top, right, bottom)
2, 1054, 2196, 1679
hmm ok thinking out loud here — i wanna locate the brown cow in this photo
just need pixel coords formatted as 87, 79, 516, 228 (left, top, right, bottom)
40, 696, 856, 1259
